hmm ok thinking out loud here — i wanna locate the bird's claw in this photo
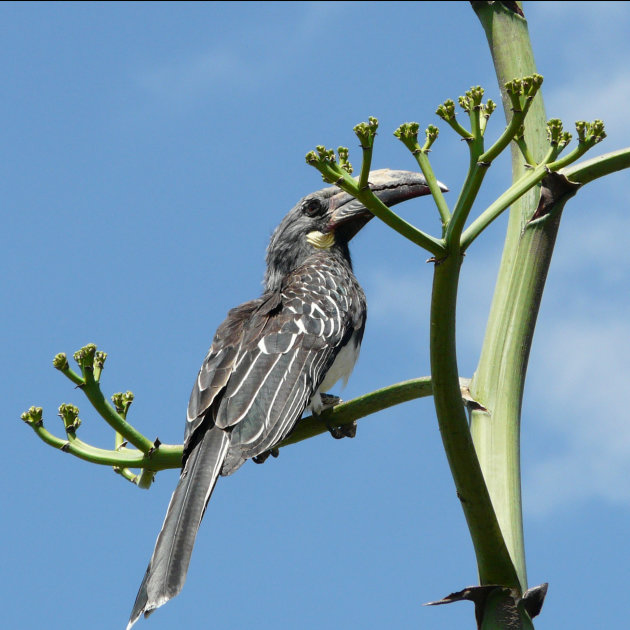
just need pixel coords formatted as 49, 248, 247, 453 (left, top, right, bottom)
252, 448, 279, 465
318, 393, 342, 410
327, 420, 357, 440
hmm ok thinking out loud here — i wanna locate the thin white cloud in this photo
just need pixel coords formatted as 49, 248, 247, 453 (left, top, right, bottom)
551, 198, 630, 284
138, 48, 243, 102
545, 70, 630, 147
525, 314, 630, 515
530, 0, 630, 24
136, 2, 346, 106
365, 205, 630, 518
366, 269, 430, 327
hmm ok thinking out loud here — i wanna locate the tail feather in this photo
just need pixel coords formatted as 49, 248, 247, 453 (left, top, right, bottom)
127, 428, 230, 629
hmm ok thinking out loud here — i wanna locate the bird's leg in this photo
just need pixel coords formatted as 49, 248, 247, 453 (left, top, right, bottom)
317, 392, 342, 410
252, 448, 279, 465
313, 393, 357, 439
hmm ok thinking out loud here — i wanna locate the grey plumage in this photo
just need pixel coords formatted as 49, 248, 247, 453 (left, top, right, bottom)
127, 170, 444, 628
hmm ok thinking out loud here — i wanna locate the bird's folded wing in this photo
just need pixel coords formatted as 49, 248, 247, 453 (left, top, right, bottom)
186, 267, 357, 471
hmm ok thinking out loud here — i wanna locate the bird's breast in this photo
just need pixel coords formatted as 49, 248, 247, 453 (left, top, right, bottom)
317, 328, 363, 394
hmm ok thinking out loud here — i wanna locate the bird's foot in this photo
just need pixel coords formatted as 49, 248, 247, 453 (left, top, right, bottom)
310, 392, 342, 413
327, 420, 357, 440
312, 393, 357, 440
252, 448, 279, 465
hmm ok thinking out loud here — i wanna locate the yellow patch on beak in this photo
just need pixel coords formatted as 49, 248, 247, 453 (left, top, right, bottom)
306, 230, 335, 249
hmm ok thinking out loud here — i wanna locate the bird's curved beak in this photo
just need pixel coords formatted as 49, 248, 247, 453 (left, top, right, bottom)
326, 169, 447, 241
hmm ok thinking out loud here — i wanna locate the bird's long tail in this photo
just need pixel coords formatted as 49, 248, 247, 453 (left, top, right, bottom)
127, 428, 230, 629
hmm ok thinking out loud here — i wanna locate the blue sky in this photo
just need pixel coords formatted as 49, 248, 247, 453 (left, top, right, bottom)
3, 2, 630, 628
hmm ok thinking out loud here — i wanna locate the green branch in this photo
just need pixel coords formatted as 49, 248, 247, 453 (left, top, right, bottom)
461, 118, 610, 251
393, 122, 451, 229
24, 350, 438, 483
278, 377, 433, 447
445, 77, 543, 248
561, 146, 630, 184
354, 117, 378, 191
56, 346, 154, 453
21, 406, 182, 469
306, 120, 446, 257
429, 253, 520, 587
460, 163, 549, 251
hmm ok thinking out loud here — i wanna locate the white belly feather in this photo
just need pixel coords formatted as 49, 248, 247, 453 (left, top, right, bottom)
308, 333, 361, 414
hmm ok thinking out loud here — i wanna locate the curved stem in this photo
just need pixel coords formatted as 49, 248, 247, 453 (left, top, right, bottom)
430, 253, 520, 588
353, 188, 446, 255
81, 367, 154, 453
413, 150, 451, 229
26, 377, 438, 475
278, 377, 433, 447
562, 147, 630, 184
461, 163, 548, 251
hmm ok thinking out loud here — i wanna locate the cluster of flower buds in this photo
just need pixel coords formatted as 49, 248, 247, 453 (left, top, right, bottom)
336, 146, 353, 174
73, 343, 97, 370
58, 403, 81, 433
21, 406, 43, 427
458, 85, 486, 113
575, 119, 606, 145
112, 391, 135, 417
546, 118, 572, 149
505, 74, 544, 112
353, 116, 379, 148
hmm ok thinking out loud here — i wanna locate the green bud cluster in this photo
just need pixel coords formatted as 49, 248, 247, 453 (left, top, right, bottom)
425, 125, 440, 143
73, 343, 97, 369
505, 73, 543, 112
483, 99, 497, 119
436, 99, 456, 122
317, 145, 336, 162
306, 144, 358, 185
58, 403, 81, 433
393, 122, 423, 153
94, 351, 107, 370
307, 117, 379, 185
575, 119, 606, 145
337, 146, 353, 174
458, 86, 485, 113
393, 122, 420, 141
53, 353, 69, 371
546, 119, 571, 147
353, 116, 379, 147
112, 391, 135, 416
21, 406, 44, 426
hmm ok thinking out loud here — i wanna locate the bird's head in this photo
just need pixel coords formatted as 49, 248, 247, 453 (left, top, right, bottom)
264, 169, 447, 291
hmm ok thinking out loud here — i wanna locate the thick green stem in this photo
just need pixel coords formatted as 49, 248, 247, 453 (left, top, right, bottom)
470, 191, 571, 594
430, 253, 519, 587
562, 147, 630, 184
461, 163, 548, 251
470, 1, 548, 592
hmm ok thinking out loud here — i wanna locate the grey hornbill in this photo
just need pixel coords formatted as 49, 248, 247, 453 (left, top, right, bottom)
127, 169, 444, 628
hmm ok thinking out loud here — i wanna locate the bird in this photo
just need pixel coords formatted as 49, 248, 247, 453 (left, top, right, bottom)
127, 169, 443, 628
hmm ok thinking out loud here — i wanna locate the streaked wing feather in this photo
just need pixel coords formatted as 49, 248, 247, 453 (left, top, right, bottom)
185, 298, 263, 447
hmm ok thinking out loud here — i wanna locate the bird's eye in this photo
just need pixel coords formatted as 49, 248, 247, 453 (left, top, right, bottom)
302, 198, 324, 217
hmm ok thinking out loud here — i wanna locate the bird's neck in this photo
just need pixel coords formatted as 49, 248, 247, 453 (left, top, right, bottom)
264, 241, 352, 293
